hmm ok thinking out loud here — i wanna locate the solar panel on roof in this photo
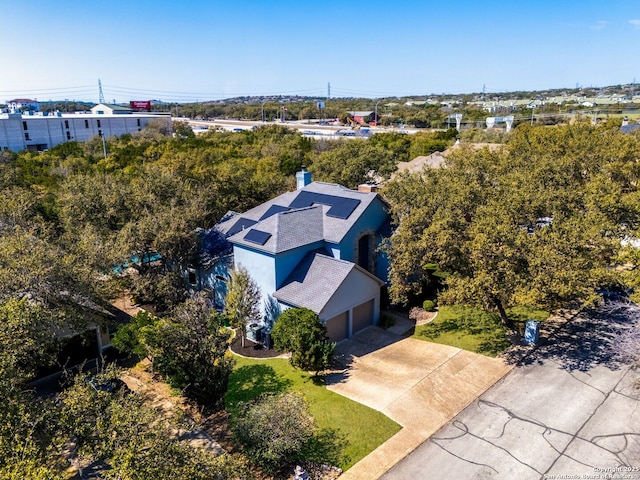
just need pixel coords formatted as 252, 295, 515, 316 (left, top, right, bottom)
226, 217, 257, 237
326, 197, 360, 219
288, 191, 360, 219
244, 229, 272, 245
259, 204, 291, 221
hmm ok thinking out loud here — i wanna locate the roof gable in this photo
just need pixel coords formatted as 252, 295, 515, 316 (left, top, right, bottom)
273, 253, 383, 314
228, 205, 325, 253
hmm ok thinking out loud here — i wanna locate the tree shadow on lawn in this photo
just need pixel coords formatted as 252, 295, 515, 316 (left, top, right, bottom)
300, 427, 350, 469
502, 302, 639, 372
416, 310, 511, 357
226, 364, 292, 410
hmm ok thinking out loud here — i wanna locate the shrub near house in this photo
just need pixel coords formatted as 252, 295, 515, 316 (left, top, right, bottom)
271, 308, 335, 374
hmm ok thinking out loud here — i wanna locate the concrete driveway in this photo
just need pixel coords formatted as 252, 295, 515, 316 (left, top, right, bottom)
381, 305, 640, 479
325, 323, 511, 480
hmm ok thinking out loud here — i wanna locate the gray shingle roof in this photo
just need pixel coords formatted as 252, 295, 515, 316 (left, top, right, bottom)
273, 253, 358, 314
228, 206, 325, 253
224, 182, 381, 253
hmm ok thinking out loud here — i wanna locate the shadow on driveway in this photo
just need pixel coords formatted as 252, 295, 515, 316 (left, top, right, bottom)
328, 326, 410, 383
502, 302, 640, 372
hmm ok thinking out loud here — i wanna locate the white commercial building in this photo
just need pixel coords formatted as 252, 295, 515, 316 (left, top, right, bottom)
0, 103, 171, 152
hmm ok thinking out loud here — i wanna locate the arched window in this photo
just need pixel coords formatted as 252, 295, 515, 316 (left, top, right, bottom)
357, 233, 375, 273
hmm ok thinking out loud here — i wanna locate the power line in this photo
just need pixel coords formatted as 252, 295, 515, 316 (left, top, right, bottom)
0, 85, 95, 94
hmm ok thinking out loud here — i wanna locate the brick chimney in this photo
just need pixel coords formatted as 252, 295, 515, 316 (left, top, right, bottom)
358, 184, 378, 193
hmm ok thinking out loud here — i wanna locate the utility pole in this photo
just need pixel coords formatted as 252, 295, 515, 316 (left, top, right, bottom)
327, 82, 331, 99
374, 100, 380, 126
530, 105, 535, 126
100, 131, 107, 158
98, 79, 105, 104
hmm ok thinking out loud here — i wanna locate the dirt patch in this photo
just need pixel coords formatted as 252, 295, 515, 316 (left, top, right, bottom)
123, 361, 230, 453
199, 409, 237, 452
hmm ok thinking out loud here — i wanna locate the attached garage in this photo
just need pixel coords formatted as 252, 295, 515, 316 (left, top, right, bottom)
273, 253, 384, 343
326, 311, 349, 342
352, 299, 374, 335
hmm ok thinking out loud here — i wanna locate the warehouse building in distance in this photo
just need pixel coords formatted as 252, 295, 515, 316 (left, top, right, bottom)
0, 103, 171, 152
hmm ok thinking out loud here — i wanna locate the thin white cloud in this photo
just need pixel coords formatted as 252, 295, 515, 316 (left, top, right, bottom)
630, 19, 640, 29
590, 20, 608, 30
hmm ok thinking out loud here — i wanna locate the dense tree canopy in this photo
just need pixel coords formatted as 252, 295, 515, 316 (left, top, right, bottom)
384, 122, 640, 326
3, 113, 640, 475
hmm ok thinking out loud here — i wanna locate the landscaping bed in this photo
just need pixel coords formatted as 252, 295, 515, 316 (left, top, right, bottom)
229, 334, 284, 359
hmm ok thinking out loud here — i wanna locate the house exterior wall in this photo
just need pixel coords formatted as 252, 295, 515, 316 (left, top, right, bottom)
337, 196, 389, 282
319, 269, 381, 326
375, 234, 390, 283
274, 241, 325, 289
0, 113, 170, 152
327, 243, 341, 259
191, 254, 233, 310
233, 244, 277, 306
234, 241, 325, 321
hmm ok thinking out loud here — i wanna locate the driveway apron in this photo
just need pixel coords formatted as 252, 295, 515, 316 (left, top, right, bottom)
325, 326, 511, 480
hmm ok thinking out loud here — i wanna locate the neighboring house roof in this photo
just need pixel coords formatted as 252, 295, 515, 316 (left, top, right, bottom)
394, 143, 503, 177
218, 182, 381, 252
7, 98, 37, 104
396, 152, 448, 174
90, 103, 133, 114
273, 252, 384, 314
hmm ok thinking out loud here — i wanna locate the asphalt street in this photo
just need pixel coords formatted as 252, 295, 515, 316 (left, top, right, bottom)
381, 304, 640, 480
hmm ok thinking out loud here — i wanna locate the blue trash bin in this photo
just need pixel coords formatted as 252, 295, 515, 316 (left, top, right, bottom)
524, 320, 540, 345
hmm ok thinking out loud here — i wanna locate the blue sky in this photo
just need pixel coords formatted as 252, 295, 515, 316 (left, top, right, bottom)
1, 0, 639, 102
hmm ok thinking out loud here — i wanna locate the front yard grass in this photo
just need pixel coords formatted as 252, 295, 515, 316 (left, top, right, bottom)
412, 305, 549, 357
225, 356, 401, 470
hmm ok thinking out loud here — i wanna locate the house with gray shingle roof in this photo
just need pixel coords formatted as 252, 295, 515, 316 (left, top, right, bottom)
213, 169, 390, 342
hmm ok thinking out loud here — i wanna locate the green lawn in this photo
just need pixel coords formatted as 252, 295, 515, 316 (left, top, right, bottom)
225, 356, 401, 470
412, 305, 549, 357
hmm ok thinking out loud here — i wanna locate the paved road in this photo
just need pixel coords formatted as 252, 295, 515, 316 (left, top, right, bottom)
183, 118, 418, 136
381, 305, 640, 480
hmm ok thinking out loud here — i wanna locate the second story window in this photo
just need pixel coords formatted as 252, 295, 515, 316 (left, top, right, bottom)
22, 121, 28, 130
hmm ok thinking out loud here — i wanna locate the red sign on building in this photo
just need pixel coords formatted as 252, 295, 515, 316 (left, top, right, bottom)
130, 101, 151, 111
